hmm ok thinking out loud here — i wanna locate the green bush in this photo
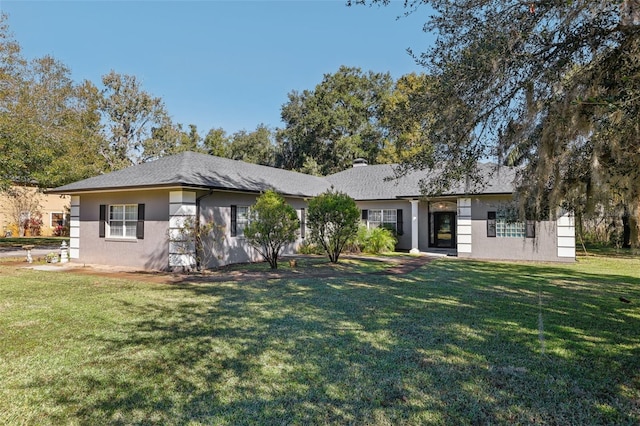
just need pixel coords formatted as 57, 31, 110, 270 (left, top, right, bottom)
244, 190, 300, 269
352, 225, 397, 254
297, 240, 324, 255
307, 189, 360, 263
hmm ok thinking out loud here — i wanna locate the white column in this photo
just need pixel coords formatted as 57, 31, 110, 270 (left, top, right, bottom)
69, 195, 80, 259
169, 190, 197, 269
410, 199, 420, 254
457, 198, 472, 255
557, 211, 576, 259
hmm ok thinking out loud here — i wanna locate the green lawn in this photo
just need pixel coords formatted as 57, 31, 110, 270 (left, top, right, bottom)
1, 255, 639, 425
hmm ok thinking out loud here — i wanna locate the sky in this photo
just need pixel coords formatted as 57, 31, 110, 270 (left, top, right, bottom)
0, 0, 433, 135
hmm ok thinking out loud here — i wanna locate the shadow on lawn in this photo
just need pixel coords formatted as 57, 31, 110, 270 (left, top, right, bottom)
47, 259, 640, 424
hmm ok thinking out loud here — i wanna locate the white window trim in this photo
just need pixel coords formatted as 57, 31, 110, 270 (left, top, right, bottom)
50, 211, 65, 228
235, 205, 250, 238
367, 209, 397, 233
107, 204, 138, 239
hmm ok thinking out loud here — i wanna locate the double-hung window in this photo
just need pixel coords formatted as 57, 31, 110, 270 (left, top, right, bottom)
99, 204, 144, 240
361, 209, 403, 235
368, 209, 397, 232
108, 204, 138, 238
230, 205, 250, 237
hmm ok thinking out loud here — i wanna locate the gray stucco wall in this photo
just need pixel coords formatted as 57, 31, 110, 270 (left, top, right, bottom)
355, 200, 413, 251
467, 196, 570, 262
198, 191, 308, 268
77, 190, 170, 270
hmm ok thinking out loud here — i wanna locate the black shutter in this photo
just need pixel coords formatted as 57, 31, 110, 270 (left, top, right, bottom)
230, 205, 237, 237
487, 211, 496, 237
99, 205, 106, 238
526, 220, 536, 238
361, 209, 368, 221
396, 209, 404, 236
300, 208, 306, 239
136, 204, 145, 239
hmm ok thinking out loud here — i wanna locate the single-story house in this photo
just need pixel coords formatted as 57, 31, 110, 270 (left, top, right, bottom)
0, 185, 69, 237
48, 151, 575, 270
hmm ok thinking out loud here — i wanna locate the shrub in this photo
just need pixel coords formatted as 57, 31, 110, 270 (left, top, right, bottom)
307, 189, 360, 263
297, 240, 325, 255
169, 215, 225, 272
23, 213, 43, 237
362, 226, 397, 254
53, 224, 69, 237
350, 225, 397, 254
244, 190, 300, 269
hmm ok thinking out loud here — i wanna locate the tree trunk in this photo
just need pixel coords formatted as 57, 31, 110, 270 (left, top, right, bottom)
622, 207, 631, 248
629, 205, 640, 249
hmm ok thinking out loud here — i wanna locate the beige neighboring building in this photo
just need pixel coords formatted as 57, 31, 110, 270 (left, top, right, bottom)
0, 185, 70, 237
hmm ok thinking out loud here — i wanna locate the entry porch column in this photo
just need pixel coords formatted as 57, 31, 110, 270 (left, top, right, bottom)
409, 199, 420, 254
456, 197, 472, 256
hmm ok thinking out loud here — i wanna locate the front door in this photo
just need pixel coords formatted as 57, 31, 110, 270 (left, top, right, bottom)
433, 212, 456, 248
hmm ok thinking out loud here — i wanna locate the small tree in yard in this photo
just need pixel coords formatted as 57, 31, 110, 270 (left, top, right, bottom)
244, 190, 300, 269
4, 187, 43, 237
169, 215, 225, 273
307, 189, 360, 263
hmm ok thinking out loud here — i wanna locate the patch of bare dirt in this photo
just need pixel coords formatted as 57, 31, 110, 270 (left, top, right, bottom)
7, 255, 436, 285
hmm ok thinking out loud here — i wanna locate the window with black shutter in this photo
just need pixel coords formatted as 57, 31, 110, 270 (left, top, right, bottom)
99, 205, 106, 238
396, 209, 404, 236
136, 204, 145, 239
230, 205, 237, 237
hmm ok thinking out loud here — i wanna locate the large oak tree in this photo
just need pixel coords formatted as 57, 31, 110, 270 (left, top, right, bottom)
352, 0, 640, 246
0, 14, 106, 189
277, 66, 393, 175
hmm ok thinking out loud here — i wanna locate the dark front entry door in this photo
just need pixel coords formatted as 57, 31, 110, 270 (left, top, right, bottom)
434, 212, 456, 248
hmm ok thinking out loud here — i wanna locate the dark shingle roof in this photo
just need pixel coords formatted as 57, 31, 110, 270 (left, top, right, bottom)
327, 163, 516, 200
49, 151, 330, 197
50, 151, 516, 199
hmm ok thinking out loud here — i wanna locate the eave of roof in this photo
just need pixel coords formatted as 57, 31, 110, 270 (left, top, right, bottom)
49, 151, 331, 197
49, 151, 516, 200
327, 163, 516, 200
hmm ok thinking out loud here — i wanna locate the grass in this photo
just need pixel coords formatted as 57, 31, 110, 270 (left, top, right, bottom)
211, 255, 396, 275
0, 237, 69, 247
1, 255, 639, 425
578, 242, 640, 258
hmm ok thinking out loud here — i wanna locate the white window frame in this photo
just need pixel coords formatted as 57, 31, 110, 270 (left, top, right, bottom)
236, 205, 250, 237
107, 204, 138, 239
50, 211, 65, 228
367, 209, 397, 233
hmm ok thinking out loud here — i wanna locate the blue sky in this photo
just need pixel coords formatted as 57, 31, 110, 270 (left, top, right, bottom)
0, 1, 433, 135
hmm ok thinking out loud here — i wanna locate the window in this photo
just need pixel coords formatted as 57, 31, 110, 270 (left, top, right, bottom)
362, 209, 403, 235
99, 204, 144, 240
108, 204, 138, 238
487, 209, 535, 239
496, 213, 526, 238
98, 204, 144, 240
230, 205, 250, 237
51, 212, 65, 228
